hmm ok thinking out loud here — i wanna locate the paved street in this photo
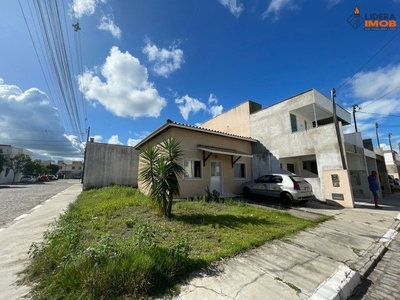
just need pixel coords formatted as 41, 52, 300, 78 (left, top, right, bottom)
0, 179, 78, 228
349, 230, 400, 300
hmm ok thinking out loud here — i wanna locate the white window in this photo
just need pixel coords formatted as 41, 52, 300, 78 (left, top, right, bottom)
234, 163, 246, 179
184, 160, 202, 179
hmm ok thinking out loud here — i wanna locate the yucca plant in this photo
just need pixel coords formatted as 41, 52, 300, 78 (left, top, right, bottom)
139, 137, 184, 217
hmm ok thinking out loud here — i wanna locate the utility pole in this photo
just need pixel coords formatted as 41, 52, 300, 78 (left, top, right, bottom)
389, 133, 393, 156
81, 126, 90, 184
352, 104, 361, 132
331, 88, 347, 169
375, 123, 380, 147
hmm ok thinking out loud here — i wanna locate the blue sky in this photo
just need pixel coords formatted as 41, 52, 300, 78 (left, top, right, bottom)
1, 0, 400, 161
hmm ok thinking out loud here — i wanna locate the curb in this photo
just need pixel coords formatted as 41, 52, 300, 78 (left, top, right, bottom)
308, 218, 400, 300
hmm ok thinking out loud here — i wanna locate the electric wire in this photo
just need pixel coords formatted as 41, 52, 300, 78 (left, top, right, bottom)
337, 30, 400, 92
31, 0, 85, 142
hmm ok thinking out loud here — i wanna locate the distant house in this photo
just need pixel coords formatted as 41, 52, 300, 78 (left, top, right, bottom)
57, 160, 83, 179
135, 120, 257, 198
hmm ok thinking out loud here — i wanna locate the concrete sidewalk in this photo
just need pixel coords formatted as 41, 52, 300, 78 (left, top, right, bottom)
175, 193, 400, 300
0, 184, 82, 300
0, 185, 399, 300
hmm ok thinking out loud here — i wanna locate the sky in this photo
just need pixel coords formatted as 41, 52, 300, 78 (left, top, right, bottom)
1, 0, 400, 162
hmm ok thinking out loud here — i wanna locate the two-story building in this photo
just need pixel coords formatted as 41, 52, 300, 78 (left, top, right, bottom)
57, 160, 84, 179
201, 89, 373, 207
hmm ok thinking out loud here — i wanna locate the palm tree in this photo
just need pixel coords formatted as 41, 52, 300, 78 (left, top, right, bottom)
139, 137, 184, 217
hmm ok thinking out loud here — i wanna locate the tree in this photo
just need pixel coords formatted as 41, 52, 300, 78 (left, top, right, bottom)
139, 137, 184, 217
0, 149, 9, 174
46, 164, 60, 175
23, 160, 46, 176
9, 154, 31, 183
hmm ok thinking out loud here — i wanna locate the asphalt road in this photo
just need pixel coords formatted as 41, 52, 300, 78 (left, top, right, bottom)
0, 179, 77, 228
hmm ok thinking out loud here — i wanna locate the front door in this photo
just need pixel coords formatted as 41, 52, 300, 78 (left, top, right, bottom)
210, 161, 222, 194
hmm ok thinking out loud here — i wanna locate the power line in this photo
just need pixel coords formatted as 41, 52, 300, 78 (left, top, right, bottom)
337, 31, 400, 92
357, 111, 400, 118
19, 0, 87, 143
360, 85, 400, 110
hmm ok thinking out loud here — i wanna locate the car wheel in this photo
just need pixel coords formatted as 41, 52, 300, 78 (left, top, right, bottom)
280, 192, 293, 205
243, 187, 252, 199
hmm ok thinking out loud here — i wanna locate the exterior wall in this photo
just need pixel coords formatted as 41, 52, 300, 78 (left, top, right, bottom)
137, 127, 253, 198
384, 151, 400, 178
83, 142, 139, 190
374, 148, 392, 195
201, 101, 261, 137
344, 132, 370, 199
313, 90, 350, 123
322, 169, 354, 208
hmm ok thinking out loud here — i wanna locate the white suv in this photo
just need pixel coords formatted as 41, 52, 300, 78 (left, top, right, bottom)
241, 174, 314, 203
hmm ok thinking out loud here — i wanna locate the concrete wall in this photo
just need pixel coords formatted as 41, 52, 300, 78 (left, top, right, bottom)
83, 142, 139, 190
322, 169, 354, 208
201, 101, 261, 137
137, 127, 253, 198
313, 90, 351, 123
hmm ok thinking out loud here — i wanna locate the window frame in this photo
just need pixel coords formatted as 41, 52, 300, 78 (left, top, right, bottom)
233, 162, 247, 179
183, 159, 202, 179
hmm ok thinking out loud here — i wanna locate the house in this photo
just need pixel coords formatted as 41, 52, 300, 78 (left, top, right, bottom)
0, 144, 33, 184
201, 89, 373, 207
57, 160, 84, 179
134, 120, 257, 198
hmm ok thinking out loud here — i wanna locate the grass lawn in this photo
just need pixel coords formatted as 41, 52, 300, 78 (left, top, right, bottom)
20, 185, 331, 299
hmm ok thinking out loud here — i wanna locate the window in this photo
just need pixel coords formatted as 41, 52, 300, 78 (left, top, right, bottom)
72, 166, 75, 170
184, 160, 202, 178
268, 175, 283, 183
290, 114, 298, 132
234, 163, 246, 178
287, 163, 295, 173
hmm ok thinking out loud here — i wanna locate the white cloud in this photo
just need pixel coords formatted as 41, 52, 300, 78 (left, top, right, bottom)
175, 95, 207, 121
98, 15, 121, 39
343, 64, 400, 148
208, 93, 218, 104
91, 135, 103, 142
349, 65, 400, 99
107, 135, 123, 145
127, 138, 141, 147
71, 0, 102, 17
0, 79, 83, 160
327, 0, 343, 8
78, 46, 167, 119
217, 0, 244, 18
208, 94, 223, 117
142, 40, 184, 78
262, 0, 298, 21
